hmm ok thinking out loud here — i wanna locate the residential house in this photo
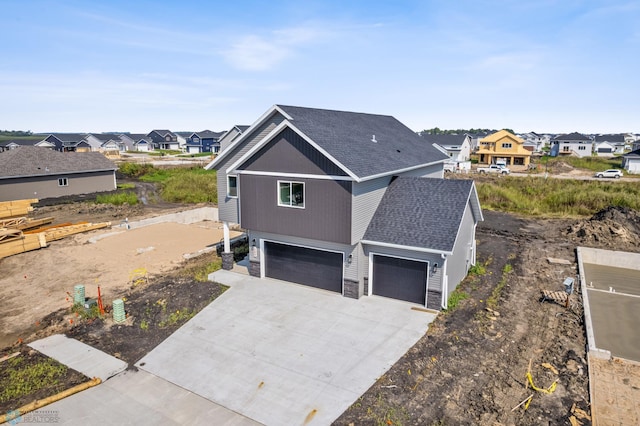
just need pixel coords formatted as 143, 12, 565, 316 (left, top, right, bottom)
117, 134, 138, 152
550, 132, 593, 157
423, 134, 472, 162
593, 141, 616, 157
519, 132, 550, 152
147, 130, 178, 150
119, 134, 150, 152
0, 138, 51, 152
41, 133, 88, 152
86, 134, 123, 152
186, 130, 224, 154
0, 146, 117, 202
175, 132, 192, 151
594, 134, 626, 155
206, 105, 483, 310
622, 149, 640, 174
133, 137, 152, 152
219, 125, 250, 153
476, 130, 531, 167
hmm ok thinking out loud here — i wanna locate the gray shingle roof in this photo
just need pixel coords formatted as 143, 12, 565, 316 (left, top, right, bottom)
594, 134, 626, 143
363, 177, 478, 252
552, 132, 591, 142
0, 146, 117, 179
48, 133, 87, 142
421, 133, 468, 148
278, 105, 448, 178
236, 125, 250, 132
89, 133, 121, 142
195, 130, 223, 139
623, 148, 640, 158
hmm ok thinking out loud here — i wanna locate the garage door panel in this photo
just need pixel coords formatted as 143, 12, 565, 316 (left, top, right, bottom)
373, 255, 427, 305
265, 242, 343, 293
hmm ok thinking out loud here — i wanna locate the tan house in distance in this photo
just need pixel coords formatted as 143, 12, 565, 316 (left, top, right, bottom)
476, 130, 531, 167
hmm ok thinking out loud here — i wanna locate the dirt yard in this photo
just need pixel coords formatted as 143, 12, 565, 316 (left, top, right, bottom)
3, 197, 640, 424
0, 202, 240, 349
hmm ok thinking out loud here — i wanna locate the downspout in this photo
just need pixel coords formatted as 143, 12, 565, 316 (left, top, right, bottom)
441, 254, 448, 309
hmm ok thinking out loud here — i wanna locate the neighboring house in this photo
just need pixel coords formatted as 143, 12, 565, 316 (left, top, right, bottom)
185, 130, 223, 154
0, 138, 50, 152
175, 132, 192, 151
0, 146, 117, 202
133, 137, 152, 152
117, 134, 138, 152
519, 132, 550, 152
476, 130, 531, 166
41, 133, 88, 152
86, 134, 123, 152
550, 132, 593, 157
147, 130, 178, 150
206, 105, 483, 310
594, 134, 626, 155
218, 125, 250, 153
622, 149, 640, 174
423, 134, 472, 161
593, 141, 616, 157
120, 134, 150, 152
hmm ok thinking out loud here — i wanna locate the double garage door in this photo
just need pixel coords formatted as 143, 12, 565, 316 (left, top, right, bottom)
372, 255, 428, 305
264, 242, 343, 293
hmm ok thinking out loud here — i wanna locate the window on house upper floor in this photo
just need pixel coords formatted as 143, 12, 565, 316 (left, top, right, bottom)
502, 143, 512, 149
227, 175, 238, 198
58, 178, 68, 186
278, 181, 304, 208
578, 146, 586, 150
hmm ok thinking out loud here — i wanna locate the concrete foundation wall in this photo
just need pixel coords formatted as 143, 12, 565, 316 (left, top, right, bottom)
578, 246, 640, 270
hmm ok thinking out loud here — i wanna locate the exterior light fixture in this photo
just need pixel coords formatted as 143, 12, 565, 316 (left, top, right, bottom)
348, 254, 353, 264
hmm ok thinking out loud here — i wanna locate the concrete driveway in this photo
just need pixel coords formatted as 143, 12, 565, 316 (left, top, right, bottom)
137, 270, 436, 425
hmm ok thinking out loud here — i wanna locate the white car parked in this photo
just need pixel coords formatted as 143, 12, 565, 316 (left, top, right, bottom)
595, 169, 623, 179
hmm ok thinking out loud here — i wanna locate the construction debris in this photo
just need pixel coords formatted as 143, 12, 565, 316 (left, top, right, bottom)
0, 198, 111, 259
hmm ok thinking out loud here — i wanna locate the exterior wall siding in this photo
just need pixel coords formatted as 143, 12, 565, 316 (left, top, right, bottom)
0, 171, 116, 202
241, 128, 347, 176
216, 113, 286, 223
395, 163, 444, 178
240, 174, 352, 245
351, 177, 391, 244
445, 203, 475, 300
248, 230, 359, 281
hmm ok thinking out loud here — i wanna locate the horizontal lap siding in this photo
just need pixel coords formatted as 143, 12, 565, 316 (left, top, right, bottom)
0, 171, 115, 202
446, 203, 475, 299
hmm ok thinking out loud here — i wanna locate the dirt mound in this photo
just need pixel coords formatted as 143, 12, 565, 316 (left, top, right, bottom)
548, 161, 575, 173
565, 206, 640, 250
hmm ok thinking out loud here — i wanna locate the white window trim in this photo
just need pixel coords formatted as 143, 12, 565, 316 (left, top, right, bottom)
58, 177, 68, 187
277, 180, 305, 209
227, 175, 238, 198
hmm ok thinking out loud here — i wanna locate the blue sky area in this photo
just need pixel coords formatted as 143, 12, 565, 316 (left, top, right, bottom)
1, 0, 638, 134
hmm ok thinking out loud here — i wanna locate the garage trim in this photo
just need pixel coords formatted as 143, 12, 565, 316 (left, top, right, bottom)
368, 251, 430, 306
259, 239, 345, 295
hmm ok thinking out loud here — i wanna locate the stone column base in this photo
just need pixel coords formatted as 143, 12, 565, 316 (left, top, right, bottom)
221, 252, 234, 270
343, 278, 361, 299
249, 260, 261, 277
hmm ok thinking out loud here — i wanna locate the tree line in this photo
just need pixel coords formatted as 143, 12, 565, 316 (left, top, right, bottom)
0, 130, 33, 137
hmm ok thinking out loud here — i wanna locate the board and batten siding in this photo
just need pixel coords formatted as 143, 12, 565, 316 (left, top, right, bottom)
240, 174, 352, 245
249, 230, 359, 281
445, 202, 476, 299
216, 113, 286, 224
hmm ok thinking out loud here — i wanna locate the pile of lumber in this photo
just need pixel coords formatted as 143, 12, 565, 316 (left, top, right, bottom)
0, 199, 111, 259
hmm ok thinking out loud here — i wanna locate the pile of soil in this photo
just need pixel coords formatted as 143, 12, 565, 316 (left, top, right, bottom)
565, 206, 640, 250
547, 161, 575, 174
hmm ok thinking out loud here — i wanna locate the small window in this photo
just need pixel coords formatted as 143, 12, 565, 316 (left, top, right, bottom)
501, 143, 512, 148
278, 181, 304, 208
227, 175, 238, 197
58, 178, 68, 186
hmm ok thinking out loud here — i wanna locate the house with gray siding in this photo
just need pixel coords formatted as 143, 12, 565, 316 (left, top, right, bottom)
550, 132, 593, 157
218, 125, 250, 153
206, 105, 483, 310
0, 146, 117, 201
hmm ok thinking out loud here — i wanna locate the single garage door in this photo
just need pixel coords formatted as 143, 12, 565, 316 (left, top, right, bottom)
265, 242, 343, 293
372, 255, 427, 304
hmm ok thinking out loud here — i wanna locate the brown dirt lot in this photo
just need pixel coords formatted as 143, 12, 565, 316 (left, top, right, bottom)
3, 196, 640, 424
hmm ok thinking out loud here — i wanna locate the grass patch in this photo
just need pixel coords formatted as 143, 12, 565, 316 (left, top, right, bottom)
119, 163, 156, 178
0, 356, 67, 404
177, 152, 214, 158
95, 192, 138, 205
117, 183, 135, 190
487, 263, 513, 310
545, 155, 623, 172
468, 263, 487, 276
158, 309, 196, 328
71, 304, 102, 320
446, 288, 470, 311
476, 177, 640, 217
